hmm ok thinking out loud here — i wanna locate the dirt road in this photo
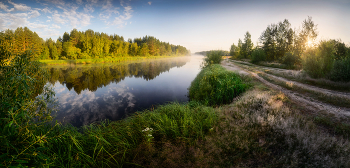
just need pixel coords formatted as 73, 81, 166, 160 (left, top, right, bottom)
222, 60, 350, 120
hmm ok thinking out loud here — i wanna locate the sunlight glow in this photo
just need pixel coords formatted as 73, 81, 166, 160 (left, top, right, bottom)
307, 40, 314, 47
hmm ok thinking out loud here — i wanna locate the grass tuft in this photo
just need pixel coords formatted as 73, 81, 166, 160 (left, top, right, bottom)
188, 64, 250, 106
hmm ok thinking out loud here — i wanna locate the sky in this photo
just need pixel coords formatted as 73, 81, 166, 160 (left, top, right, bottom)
0, 0, 349, 53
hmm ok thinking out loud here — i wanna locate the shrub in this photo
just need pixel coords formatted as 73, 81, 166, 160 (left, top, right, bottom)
251, 48, 266, 64
188, 64, 249, 106
329, 56, 350, 82
203, 50, 223, 67
302, 40, 335, 78
281, 52, 299, 69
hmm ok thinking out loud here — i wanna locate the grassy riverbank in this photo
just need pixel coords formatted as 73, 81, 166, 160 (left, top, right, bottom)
2, 51, 350, 167
39, 56, 184, 65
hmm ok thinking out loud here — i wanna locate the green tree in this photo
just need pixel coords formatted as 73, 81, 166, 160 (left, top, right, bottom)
294, 16, 318, 57
138, 43, 150, 56
241, 31, 253, 59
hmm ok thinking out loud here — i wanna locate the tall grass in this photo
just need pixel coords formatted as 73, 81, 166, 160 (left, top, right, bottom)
41, 102, 218, 167
188, 64, 250, 106
0, 51, 58, 167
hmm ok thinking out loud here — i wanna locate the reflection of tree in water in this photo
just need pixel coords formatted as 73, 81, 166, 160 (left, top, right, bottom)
46, 58, 189, 94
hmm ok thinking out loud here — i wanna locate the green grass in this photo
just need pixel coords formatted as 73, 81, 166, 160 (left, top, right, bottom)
1, 102, 219, 167
5, 52, 350, 167
39, 56, 183, 65
188, 64, 250, 106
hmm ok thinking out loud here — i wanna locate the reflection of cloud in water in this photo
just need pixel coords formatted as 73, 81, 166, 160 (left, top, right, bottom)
54, 81, 67, 94
55, 82, 136, 127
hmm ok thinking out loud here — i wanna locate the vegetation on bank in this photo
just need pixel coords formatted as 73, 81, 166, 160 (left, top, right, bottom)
0, 27, 190, 63
2, 49, 350, 167
0, 51, 232, 167
39, 55, 184, 65
188, 64, 249, 106
195, 50, 230, 56
229, 16, 350, 82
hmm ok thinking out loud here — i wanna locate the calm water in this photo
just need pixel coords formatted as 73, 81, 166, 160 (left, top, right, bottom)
45, 56, 204, 127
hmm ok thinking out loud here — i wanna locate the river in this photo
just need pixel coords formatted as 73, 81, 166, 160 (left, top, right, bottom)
44, 55, 204, 127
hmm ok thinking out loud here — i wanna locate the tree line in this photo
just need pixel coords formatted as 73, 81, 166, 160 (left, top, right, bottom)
230, 17, 319, 61
0, 27, 190, 61
230, 16, 350, 81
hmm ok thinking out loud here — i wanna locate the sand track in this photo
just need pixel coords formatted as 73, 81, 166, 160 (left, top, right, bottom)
222, 60, 350, 119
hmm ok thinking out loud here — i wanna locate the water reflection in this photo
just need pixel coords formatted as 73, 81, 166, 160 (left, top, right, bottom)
46, 56, 203, 127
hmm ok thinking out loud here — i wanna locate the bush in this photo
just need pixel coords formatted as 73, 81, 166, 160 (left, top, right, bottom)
188, 64, 249, 106
302, 40, 335, 78
329, 56, 350, 82
251, 48, 266, 64
281, 52, 299, 69
203, 50, 223, 67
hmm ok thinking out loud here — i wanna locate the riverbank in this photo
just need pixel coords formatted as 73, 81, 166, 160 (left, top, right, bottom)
39, 56, 185, 65
2, 54, 350, 167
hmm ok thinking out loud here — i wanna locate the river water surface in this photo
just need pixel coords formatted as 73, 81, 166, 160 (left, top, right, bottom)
45, 55, 203, 127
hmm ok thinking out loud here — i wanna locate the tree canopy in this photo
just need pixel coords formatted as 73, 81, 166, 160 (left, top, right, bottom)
0, 27, 190, 61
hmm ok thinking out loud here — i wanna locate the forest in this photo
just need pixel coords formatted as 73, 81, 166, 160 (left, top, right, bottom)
0, 27, 190, 62
230, 16, 350, 82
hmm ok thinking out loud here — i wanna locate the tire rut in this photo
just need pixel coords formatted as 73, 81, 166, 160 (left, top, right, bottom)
222, 61, 350, 119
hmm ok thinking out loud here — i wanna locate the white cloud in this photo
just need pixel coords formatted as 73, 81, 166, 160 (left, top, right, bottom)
44, 0, 65, 6
0, 13, 28, 30
8, 0, 31, 11
110, 5, 133, 27
46, 20, 51, 22
84, 4, 94, 13
52, 12, 65, 24
99, 0, 119, 20
41, 7, 51, 13
28, 22, 48, 29
76, 0, 83, 5
84, 0, 98, 13
61, 7, 93, 27
0, 2, 14, 12
148, 1, 152, 5
29, 10, 40, 19
51, 24, 61, 29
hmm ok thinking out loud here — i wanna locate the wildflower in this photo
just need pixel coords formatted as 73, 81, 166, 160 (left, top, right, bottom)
142, 127, 153, 132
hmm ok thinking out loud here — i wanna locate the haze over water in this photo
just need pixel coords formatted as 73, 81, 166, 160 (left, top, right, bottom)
47, 56, 203, 127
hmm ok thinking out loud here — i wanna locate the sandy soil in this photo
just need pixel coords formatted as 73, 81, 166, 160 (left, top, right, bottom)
222, 61, 350, 119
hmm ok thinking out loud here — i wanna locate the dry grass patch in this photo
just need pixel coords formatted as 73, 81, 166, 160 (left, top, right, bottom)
202, 89, 350, 167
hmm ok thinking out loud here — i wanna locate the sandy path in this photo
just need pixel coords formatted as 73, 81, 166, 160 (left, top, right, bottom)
221, 59, 249, 75
222, 61, 350, 119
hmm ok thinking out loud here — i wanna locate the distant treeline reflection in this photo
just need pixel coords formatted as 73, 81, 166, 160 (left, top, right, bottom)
46, 58, 189, 94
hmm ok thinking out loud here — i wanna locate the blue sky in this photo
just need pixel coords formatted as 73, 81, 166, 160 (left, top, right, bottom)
0, 0, 349, 52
